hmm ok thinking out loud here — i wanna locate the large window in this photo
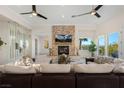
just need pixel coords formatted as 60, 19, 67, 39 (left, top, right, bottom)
79, 38, 92, 50
9, 22, 31, 60
108, 32, 119, 58
98, 36, 105, 56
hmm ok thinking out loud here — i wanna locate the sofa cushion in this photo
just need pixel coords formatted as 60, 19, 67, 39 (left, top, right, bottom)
94, 56, 114, 64
87, 61, 97, 64
114, 58, 124, 65
15, 60, 26, 66
0, 65, 4, 73
103, 57, 114, 64
32, 64, 42, 73
40, 64, 71, 73
74, 64, 114, 73
4, 65, 36, 74
94, 56, 104, 64
113, 63, 124, 73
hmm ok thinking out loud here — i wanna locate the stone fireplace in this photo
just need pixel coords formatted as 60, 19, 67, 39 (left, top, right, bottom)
58, 46, 69, 55
52, 25, 76, 56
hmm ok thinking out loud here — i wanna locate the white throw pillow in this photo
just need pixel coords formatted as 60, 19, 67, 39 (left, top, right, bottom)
74, 64, 114, 73
40, 64, 71, 73
114, 58, 124, 65
4, 65, 36, 74
15, 60, 26, 66
25, 58, 33, 66
113, 65, 124, 73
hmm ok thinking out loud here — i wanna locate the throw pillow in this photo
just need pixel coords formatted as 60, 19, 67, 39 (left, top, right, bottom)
74, 64, 115, 73
4, 65, 36, 74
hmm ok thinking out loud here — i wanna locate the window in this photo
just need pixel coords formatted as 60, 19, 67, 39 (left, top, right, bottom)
98, 36, 105, 55
108, 32, 119, 58
79, 38, 92, 50
9, 22, 31, 60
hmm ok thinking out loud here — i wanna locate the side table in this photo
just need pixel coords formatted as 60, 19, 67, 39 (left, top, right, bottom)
85, 57, 95, 64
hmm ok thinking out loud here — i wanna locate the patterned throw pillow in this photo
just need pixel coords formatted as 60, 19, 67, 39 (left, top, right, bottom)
95, 56, 114, 64
25, 58, 33, 66
95, 56, 104, 64
15, 59, 26, 66
15, 56, 33, 66
103, 57, 114, 64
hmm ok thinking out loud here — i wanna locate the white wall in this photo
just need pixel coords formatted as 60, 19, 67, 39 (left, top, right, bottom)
31, 25, 52, 58
0, 6, 31, 29
95, 12, 124, 58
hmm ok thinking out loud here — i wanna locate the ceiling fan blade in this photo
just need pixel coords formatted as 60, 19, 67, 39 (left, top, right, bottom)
20, 12, 32, 15
32, 5, 36, 12
94, 5, 103, 11
95, 12, 101, 18
72, 12, 91, 17
37, 13, 47, 19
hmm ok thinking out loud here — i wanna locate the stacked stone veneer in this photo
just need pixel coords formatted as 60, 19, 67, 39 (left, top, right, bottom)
52, 25, 76, 56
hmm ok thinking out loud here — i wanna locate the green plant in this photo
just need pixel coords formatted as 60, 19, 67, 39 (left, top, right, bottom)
88, 41, 97, 57
0, 38, 6, 46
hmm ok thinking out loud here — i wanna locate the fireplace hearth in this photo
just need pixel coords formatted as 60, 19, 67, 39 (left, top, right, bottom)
58, 46, 69, 55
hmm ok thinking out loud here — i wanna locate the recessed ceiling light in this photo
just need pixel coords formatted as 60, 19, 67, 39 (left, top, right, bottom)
62, 15, 65, 18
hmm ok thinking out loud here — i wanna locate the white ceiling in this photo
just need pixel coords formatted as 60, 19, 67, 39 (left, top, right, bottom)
3, 5, 124, 28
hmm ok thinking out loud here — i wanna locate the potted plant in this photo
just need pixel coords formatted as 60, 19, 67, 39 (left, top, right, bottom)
88, 41, 97, 57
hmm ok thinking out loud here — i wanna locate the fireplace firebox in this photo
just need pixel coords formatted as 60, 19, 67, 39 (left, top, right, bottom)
58, 46, 69, 55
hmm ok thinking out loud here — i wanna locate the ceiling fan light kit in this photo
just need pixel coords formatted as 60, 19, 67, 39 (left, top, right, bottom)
91, 11, 96, 15
20, 5, 47, 20
72, 5, 103, 18
32, 12, 37, 16
20, 5, 103, 20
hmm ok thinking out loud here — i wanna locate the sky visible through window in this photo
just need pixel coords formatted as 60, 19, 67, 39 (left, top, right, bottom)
99, 36, 105, 46
98, 32, 119, 45
109, 32, 119, 44
81, 32, 119, 46
81, 38, 92, 45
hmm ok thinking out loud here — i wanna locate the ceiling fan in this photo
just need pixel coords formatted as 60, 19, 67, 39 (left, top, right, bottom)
20, 5, 47, 20
72, 5, 103, 18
